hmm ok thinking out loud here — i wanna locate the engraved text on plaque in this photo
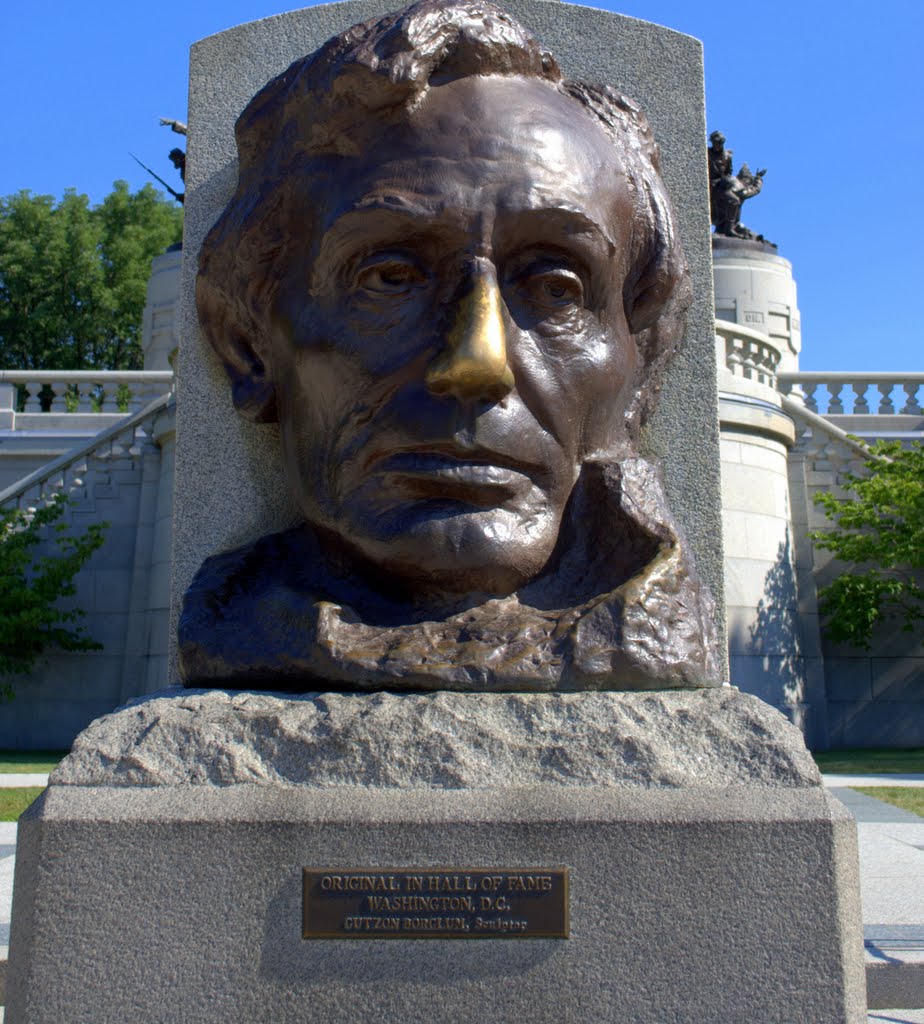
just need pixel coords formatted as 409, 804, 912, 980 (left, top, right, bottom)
303, 868, 569, 939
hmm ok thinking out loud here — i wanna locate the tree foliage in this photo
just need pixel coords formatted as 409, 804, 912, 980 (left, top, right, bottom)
812, 441, 924, 648
0, 496, 108, 699
0, 182, 182, 371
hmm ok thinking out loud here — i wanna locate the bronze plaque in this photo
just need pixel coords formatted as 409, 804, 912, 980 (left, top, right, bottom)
303, 868, 569, 939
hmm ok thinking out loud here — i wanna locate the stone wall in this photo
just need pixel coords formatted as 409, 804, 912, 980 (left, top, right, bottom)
0, 436, 170, 747
790, 427, 924, 749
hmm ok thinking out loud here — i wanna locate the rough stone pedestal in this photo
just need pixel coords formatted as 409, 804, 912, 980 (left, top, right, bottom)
7, 689, 866, 1023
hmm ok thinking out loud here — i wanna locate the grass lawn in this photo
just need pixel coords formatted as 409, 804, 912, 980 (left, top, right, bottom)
0, 751, 68, 773
813, 747, 924, 774
0, 787, 45, 821
853, 786, 924, 819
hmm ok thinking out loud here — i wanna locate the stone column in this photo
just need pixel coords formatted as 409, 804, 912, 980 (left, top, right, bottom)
714, 237, 823, 744
0, 382, 15, 429
142, 245, 183, 372
713, 234, 801, 376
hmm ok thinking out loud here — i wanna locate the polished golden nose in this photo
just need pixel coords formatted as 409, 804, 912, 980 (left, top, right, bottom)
425, 273, 515, 399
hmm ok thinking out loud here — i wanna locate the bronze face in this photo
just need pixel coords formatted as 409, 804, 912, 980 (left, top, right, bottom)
270, 75, 639, 598
187, 0, 721, 691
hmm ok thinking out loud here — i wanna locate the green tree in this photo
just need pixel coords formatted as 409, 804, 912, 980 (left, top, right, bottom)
812, 441, 924, 648
0, 496, 108, 700
0, 182, 182, 372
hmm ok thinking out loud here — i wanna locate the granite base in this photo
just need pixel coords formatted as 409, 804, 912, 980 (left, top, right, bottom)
7, 694, 866, 1023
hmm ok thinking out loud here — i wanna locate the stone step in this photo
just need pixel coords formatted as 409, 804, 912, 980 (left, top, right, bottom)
865, 929, 924, 1010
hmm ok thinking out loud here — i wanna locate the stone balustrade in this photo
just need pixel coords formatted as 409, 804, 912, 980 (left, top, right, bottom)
785, 412, 870, 482
715, 319, 781, 388
0, 391, 174, 511
0, 369, 174, 415
778, 372, 924, 416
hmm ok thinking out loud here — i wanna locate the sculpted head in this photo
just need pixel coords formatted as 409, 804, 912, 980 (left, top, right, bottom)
197, 0, 691, 602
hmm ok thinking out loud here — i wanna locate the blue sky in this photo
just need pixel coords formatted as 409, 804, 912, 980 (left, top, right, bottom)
4, 0, 921, 371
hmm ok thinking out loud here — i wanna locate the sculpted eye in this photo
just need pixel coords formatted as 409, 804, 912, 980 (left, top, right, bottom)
515, 266, 585, 311
356, 256, 426, 296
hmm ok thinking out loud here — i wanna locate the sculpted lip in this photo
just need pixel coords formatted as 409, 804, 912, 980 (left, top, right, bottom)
363, 447, 538, 502
365, 444, 541, 474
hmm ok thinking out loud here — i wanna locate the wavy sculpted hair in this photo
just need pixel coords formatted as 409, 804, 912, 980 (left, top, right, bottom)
196, 0, 692, 440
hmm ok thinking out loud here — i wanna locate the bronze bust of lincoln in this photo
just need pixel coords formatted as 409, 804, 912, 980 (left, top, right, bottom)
180, 0, 721, 692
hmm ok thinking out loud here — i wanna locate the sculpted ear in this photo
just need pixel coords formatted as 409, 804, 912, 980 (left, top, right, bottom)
197, 269, 279, 423
222, 335, 278, 423
625, 261, 673, 335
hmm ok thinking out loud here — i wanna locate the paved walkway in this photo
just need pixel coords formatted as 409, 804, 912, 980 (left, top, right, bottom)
1, 773, 922, 1021
0, 776, 48, 964
0, 820, 13, 959
823, 773, 924, 789
0, 774, 49, 788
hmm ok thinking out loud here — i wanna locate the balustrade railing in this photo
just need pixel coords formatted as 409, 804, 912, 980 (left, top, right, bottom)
780, 393, 876, 464
715, 319, 781, 388
777, 372, 924, 417
0, 392, 174, 511
0, 370, 174, 415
